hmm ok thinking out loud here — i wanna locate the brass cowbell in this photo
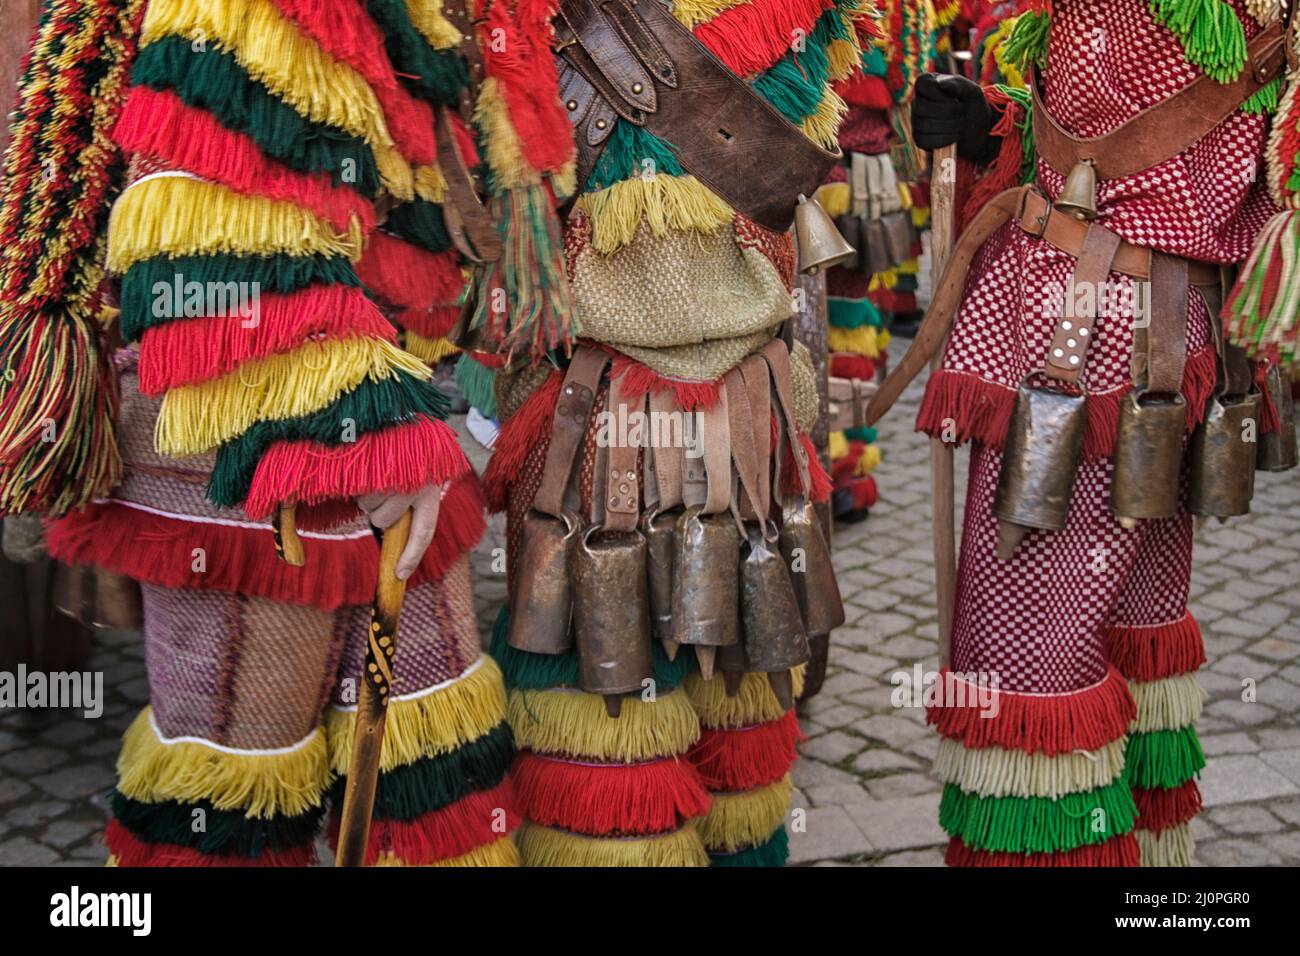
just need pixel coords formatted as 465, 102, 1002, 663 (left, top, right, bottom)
1257, 364, 1298, 472
795, 193, 856, 276
507, 510, 580, 655
1188, 391, 1259, 520
1056, 161, 1099, 221
1110, 389, 1186, 529
740, 524, 810, 711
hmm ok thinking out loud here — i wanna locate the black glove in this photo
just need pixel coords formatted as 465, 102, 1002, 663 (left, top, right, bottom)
911, 72, 1001, 165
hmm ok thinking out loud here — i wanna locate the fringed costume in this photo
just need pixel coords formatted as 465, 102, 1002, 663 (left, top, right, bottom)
1, 0, 519, 866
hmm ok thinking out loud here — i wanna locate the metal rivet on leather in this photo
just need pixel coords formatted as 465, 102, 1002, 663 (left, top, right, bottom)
596, 119, 608, 129
632, 82, 644, 94
567, 100, 578, 111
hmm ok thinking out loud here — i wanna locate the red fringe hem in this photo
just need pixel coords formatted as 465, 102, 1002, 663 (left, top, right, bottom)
687, 710, 803, 792
356, 232, 465, 315
1133, 780, 1202, 835
1106, 612, 1206, 682
925, 665, 1136, 757
483, 369, 564, 514
105, 819, 317, 867
511, 751, 711, 837
945, 833, 1140, 867
607, 352, 723, 411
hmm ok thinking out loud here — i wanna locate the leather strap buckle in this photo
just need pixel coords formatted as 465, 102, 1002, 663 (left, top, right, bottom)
1018, 187, 1051, 240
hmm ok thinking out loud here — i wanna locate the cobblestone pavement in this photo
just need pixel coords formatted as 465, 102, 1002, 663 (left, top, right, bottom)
1, 382, 1298, 866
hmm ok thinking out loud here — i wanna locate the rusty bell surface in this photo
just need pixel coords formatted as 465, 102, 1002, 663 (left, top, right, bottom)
643, 509, 679, 645
740, 524, 810, 710
1110, 389, 1186, 528
1257, 364, 1299, 473
1188, 392, 1260, 519
670, 507, 741, 650
778, 495, 845, 635
507, 510, 580, 655
571, 527, 653, 713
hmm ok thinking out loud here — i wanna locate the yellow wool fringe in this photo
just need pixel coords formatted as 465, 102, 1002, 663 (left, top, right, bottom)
829, 325, 884, 360
404, 0, 464, 50
801, 87, 849, 151
116, 708, 330, 818
1136, 823, 1195, 867
932, 737, 1128, 800
414, 164, 448, 204
575, 175, 734, 255
107, 176, 364, 273
670, 0, 749, 28
551, 162, 579, 202
142, 0, 396, 152
828, 38, 864, 83
1129, 674, 1205, 734
697, 775, 793, 853
405, 331, 461, 366
374, 834, 521, 867
325, 656, 509, 774
474, 77, 543, 189
685, 668, 805, 730
517, 821, 710, 867
106, 856, 118, 867
156, 337, 430, 455
507, 687, 701, 762
817, 181, 851, 218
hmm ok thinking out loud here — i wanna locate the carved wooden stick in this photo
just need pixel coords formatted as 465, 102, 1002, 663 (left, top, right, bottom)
930, 144, 958, 668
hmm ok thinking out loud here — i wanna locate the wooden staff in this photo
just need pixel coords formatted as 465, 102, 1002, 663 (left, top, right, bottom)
929, 144, 958, 667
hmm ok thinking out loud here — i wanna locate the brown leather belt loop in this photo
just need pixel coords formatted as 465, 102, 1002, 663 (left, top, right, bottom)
1044, 223, 1122, 385
649, 389, 684, 510
742, 355, 773, 519
437, 107, 503, 264
1031, 20, 1286, 182
534, 347, 610, 518
554, 0, 841, 231
762, 339, 811, 497
724, 367, 764, 524
1137, 252, 1190, 395
603, 373, 645, 532
699, 395, 733, 515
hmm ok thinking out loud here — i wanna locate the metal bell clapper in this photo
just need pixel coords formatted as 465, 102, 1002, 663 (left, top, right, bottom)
740, 523, 810, 711
507, 510, 581, 654
670, 507, 741, 681
643, 508, 680, 652
1257, 364, 1298, 473
778, 495, 846, 634
717, 638, 748, 699
1110, 389, 1186, 529
795, 193, 857, 276
1055, 161, 1099, 221
1188, 391, 1260, 520
571, 526, 653, 718
993, 380, 1088, 559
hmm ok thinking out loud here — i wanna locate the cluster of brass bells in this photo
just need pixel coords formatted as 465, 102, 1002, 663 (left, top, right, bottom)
507, 497, 845, 716
795, 193, 856, 276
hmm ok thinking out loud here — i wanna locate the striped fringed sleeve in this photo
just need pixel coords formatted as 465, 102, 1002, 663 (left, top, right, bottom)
105, 0, 476, 523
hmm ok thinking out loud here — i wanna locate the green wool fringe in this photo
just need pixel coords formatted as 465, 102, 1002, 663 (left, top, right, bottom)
384, 199, 452, 253
844, 426, 878, 444
939, 776, 1138, 855
208, 371, 448, 507
828, 296, 883, 330
488, 605, 698, 693
710, 826, 790, 867
1149, 0, 1248, 85
454, 353, 498, 418
1125, 726, 1206, 791
119, 253, 360, 341
132, 37, 380, 196
327, 721, 514, 822
363, 0, 469, 105
1240, 76, 1282, 115
110, 790, 325, 859
1003, 11, 1050, 71
586, 123, 686, 192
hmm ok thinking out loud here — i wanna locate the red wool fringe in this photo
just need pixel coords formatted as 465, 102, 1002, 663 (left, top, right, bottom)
136, 287, 395, 393
269, 0, 436, 165
105, 819, 317, 867
926, 665, 1136, 757
396, 304, 461, 340
482, 369, 564, 513
45, 474, 485, 610
607, 352, 724, 411
327, 781, 518, 866
946, 833, 1140, 868
1106, 611, 1206, 683
687, 710, 803, 792
1133, 780, 1202, 835
917, 346, 1218, 461
357, 231, 465, 314
511, 751, 711, 837
838, 474, 878, 509
831, 354, 877, 381
837, 73, 893, 111
243, 416, 471, 519
113, 86, 375, 234
961, 88, 1025, 230
694, 0, 835, 78
780, 432, 833, 503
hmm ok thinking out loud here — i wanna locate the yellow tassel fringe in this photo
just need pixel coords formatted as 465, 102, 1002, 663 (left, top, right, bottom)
697, 775, 793, 853
828, 325, 885, 360
325, 656, 510, 774
374, 834, 521, 867
405, 331, 461, 366
932, 737, 1128, 800
816, 182, 851, 218
828, 38, 863, 83
1136, 823, 1195, 867
507, 687, 701, 762
116, 708, 330, 818
575, 175, 734, 255
414, 164, 448, 204
404, 0, 464, 50
1130, 674, 1205, 734
517, 821, 710, 867
474, 77, 542, 189
107, 175, 363, 273
156, 336, 429, 455
669, 0, 748, 28
801, 87, 849, 151
684, 668, 805, 730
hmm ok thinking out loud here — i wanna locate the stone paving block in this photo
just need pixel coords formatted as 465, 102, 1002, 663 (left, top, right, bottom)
1195, 837, 1285, 866
877, 635, 934, 661
1255, 727, 1300, 750
1204, 698, 1277, 727
1199, 754, 1299, 807
1211, 653, 1277, 679
852, 749, 922, 776
843, 794, 946, 853
805, 783, 871, 808
1260, 748, 1300, 787
1207, 804, 1285, 835
0, 837, 60, 866
4, 800, 70, 828
853, 714, 931, 748
792, 756, 860, 789
1246, 637, 1300, 661
786, 805, 875, 864
4, 747, 70, 776
1199, 733, 1259, 757
874, 848, 945, 867
865, 772, 939, 800
798, 731, 863, 765
30, 763, 115, 802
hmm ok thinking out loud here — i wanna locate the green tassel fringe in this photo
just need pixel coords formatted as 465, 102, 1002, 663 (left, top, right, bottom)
939, 775, 1138, 855
384, 199, 453, 254
1125, 726, 1207, 791
1003, 11, 1050, 71
110, 790, 325, 859
208, 371, 448, 507
1149, 0, 1248, 85
363, 0, 470, 105
828, 296, 883, 330
709, 826, 790, 867
844, 426, 878, 443
132, 37, 380, 196
1240, 76, 1282, 115
454, 353, 498, 418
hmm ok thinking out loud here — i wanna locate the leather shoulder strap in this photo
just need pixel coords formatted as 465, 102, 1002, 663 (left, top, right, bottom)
534, 347, 610, 517
1032, 20, 1286, 181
